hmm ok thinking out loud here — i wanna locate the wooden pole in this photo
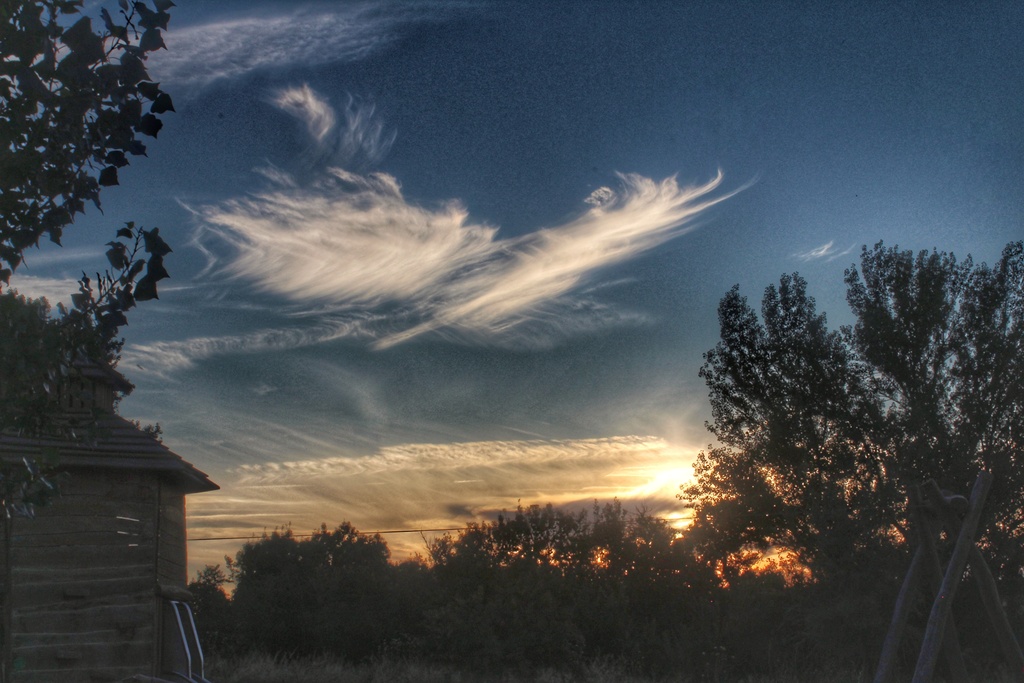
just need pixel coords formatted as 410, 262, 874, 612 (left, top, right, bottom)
911, 487, 968, 683
920, 482, 1024, 681
912, 472, 993, 683
874, 545, 925, 683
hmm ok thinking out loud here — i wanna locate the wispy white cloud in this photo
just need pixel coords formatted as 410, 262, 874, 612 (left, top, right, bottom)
150, 4, 457, 90
795, 240, 856, 262
271, 87, 397, 173
273, 84, 336, 144
199, 147, 739, 348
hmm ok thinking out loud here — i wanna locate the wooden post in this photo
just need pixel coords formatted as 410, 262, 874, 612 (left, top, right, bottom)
912, 472, 993, 683
873, 546, 925, 683
910, 487, 968, 683
920, 482, 1024, 681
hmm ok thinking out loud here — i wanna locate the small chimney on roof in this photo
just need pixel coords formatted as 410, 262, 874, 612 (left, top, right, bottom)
61, 359, 134, 414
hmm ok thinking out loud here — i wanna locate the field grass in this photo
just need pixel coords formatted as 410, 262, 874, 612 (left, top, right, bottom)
205, 652, 1024, 682
203, 653, 880, 683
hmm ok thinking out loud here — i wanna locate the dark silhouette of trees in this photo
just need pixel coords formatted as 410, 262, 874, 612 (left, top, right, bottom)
687, 241, 1022, 577
187, 564, 232, 656
684, 240, 1024, 668
225, 524, 398, 662
212, 507, 728, 675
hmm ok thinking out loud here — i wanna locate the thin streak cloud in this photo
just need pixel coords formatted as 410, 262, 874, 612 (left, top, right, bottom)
795, 240, 856, 262
150, 4, 467, 90
122, 315, 377, 376
187, 435, 699, 567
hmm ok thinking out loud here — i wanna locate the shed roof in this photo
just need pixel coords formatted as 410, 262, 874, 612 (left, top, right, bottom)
0, 414, 218, 494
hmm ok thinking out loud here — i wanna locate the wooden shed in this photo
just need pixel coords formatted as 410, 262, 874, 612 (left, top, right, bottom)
0, 363, 218, 682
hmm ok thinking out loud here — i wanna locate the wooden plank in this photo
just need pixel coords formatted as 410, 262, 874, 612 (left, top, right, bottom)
9, 573, 150, 606
4, 587, 155, 615
12, 512, 152, 535
11, 543, 153, 568
13, 604, 154, 638
29, 498, 154, 519
12, 665, 150, 683
10, 531, 155, 549
12, 665, 149, 683
157, 556, 187, 585
9, 520, 149, 540
50, 473, 157, 498
10, 562, 152, 581
10, 636, 153, 681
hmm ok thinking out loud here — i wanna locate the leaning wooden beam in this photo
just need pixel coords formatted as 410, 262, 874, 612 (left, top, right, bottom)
912, 471, 993, 683
873, 545, 925, 683
912, 486, 968, 683
921, 482, 1024, 681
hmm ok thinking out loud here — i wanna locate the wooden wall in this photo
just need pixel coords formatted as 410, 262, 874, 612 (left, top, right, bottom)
1, 470, 161, 682
157, 485, 187, 588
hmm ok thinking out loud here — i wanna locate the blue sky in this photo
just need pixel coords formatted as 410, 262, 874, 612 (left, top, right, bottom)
15, 1, 1024, 571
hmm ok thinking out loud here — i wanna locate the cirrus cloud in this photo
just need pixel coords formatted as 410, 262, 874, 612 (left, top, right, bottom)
198, 163, 739, 348
150, 3, 463, 91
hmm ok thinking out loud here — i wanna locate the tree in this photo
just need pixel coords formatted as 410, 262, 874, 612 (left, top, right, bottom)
0, 0, 178, 497
0, 0, 175, 284
187, 564, 233, 656
685, 241, 1024, 586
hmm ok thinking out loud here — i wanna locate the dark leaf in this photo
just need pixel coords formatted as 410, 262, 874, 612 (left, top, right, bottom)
136, 114, 162, 138
145, 253, 170, 281
116, 227, 134, 239
141, 228, 172, 256
127, 140, 148, 156
99, 7, 115, 33
150, 92, 174, 114
137, 81, 161, 100
120, 52, 149, 85
98, 165, 119, 186
105, 150, 129, 168
105, 243, 127, 269
153, 0, 176, 10
134, 274, 158, 301
61, 17, 105, 64
134, 3, 169, 30
139, 27, 166, 52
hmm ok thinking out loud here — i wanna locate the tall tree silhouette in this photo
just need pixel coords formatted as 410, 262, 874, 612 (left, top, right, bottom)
686, 241, 1023, 584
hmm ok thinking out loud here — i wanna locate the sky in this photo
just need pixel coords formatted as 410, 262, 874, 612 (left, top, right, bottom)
14, 1, 1024, 573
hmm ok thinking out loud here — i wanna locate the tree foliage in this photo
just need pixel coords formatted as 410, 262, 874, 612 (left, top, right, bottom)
686, 241, 1024, 585
0, 0, 175, 283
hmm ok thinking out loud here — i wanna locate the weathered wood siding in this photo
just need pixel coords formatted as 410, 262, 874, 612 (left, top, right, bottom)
157, 485, 187, 587
2, 470, 159, 682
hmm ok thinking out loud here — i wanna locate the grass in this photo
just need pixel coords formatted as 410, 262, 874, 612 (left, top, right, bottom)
204, 653, 1021, 682
203, 653, 878, 683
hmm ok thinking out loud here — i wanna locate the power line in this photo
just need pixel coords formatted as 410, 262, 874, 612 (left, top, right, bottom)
190, 527, 465, 542
189, 516, 690, 543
